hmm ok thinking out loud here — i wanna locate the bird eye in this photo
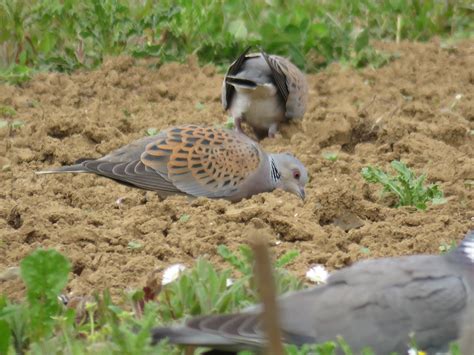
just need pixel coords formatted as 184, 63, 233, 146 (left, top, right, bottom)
292, 170, 300, 180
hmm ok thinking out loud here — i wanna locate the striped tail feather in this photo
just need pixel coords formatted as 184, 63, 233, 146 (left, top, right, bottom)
36, 163, 90, 175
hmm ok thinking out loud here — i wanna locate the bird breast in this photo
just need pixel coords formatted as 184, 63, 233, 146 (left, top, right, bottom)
230, 84, 285, 130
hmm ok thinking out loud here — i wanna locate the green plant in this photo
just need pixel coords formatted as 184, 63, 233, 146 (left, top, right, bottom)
21, 249, 70, 340
218, 245, 303, 296
145, 127, 158, 136
178, 214, 190, 223
0, 246, 463, 354
0, 249, 71, 352
361, 160, 446, 210
153, 245, 302, 326
323, 152, 339, 162
0, 105, 16, 117
439, 240, 457, 254
1, 0, 473, 84
0, 119, 26, 130
127, 241, 143, 250
224, 116, 235, 129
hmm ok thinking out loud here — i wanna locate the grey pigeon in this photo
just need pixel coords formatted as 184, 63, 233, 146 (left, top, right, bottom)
151, 230, 474, 354
222, 48, 308, 139
36, 124, 308, 202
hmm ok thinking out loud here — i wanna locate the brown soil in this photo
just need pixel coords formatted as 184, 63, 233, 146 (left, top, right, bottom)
1, 40, 473, 301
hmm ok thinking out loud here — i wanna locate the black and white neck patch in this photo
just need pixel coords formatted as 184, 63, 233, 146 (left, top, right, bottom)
270, 158, 281, 182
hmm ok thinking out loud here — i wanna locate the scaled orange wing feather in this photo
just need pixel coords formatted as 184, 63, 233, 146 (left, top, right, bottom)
141, 125, 261, 198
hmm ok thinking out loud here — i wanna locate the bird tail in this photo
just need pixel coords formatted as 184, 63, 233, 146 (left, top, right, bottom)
151, 324, 237, 349
225, 75, 257, 89
151, 313, 262, 352
36, 163, 89, 175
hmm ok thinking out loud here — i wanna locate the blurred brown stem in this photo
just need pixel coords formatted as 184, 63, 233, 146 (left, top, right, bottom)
251, 233, 285, 355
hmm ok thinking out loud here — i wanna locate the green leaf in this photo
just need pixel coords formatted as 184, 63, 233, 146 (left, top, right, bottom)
228, 19, 248, 40
179, 214, 190, 223
127, 241, 143, 250
338, 336, 353, 355
11, 120, 25, 129
218, 245, 249, 274
146, 127, 158, 136
224, 116, 235, 129
195, 102, 205, 110
354, 28, 369, 53
0, 105, 16, 117
0, 319, 11, 355
431, 196, 447, 205
275, 250, 299, 268
20, 249, 70, 341
311, 23, 329, 37
322, 152, 338, 161
20, 249, 70, 300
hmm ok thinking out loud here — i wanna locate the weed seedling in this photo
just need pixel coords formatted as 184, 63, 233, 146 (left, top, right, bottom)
0, 105, 16, 117
145, 127, 158, 136
439, 241, 457, 254
362, 160, 446, 210
178, 214, 190, 223
127, 241, 143, 250
224, 116, 235, 129
323, 152, 339, 162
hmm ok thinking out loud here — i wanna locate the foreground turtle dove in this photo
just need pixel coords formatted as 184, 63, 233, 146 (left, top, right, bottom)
222, 48, 308, 139
37, 125, 308, 201
152, 230, 474, 354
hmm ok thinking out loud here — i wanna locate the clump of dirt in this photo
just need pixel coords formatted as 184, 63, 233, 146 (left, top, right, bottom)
1, 40, 473, 300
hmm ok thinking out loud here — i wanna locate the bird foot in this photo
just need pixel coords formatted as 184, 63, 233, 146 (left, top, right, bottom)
268, 123, 278, 138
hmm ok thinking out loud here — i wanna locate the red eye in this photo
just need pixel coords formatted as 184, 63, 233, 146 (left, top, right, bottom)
293, 170, 300, 180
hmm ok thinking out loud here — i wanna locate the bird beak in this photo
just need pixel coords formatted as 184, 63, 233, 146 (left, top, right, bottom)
298, 187, 305, 200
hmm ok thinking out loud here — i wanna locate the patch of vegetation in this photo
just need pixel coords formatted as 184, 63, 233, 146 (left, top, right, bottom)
439, 240, 457, 254
1, 0, 473, 84
178, 214, 190, 223
0, 246, 464, 354
0, 247, 302, 354
361, 160, 446, 210
323, 152, 339, 162
0, 119, 26, 130
223, 116, 235, 129
145, 127, 158, 136
0, 105, 16, 117
127, 241, 143, 250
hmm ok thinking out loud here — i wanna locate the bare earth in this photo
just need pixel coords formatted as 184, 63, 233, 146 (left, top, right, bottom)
1, 40, 473, 300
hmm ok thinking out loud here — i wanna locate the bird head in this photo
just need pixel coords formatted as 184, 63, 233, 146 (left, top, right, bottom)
270, 152, 308, 200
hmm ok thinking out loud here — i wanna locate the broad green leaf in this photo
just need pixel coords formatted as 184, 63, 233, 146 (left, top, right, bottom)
20, 249, 70, 300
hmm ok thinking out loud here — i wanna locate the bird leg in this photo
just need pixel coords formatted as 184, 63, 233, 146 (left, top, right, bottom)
234, 116, 244, 133
268, 123, 279, 138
